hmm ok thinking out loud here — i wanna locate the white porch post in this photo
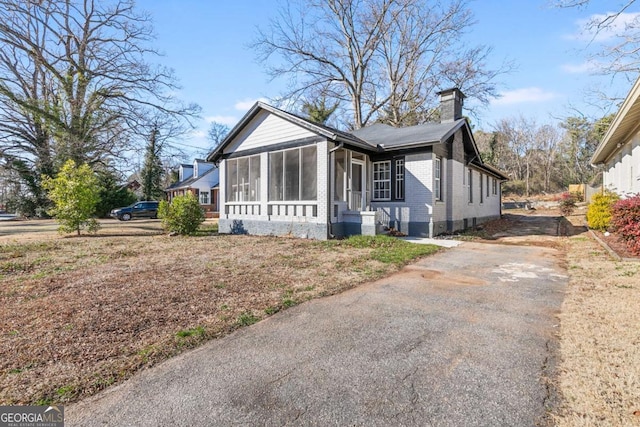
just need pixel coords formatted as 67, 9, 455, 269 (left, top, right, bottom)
260, 152, 268, 216
316, 139, 329, 223
219, 160, 226, 218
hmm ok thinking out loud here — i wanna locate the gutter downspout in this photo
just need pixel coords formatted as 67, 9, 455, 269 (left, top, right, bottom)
327, 142, 344, 239
329, 142, 344, 154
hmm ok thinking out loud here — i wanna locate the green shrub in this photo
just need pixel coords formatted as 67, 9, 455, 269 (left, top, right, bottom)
158, 193, 205, 235
586, 191, 620, 231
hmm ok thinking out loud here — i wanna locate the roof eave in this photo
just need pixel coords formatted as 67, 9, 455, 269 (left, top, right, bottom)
380, 140, 439, 151
591, 76, 640, 165
470, 160, 510, 181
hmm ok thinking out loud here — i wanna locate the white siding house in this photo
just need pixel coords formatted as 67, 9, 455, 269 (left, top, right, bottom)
207, 89, 508, 240
165, 159, 220, 217
592, 76, 640, 196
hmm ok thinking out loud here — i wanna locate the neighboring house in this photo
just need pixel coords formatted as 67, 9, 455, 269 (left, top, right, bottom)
591, 76, 640, 196
165, 159, 220, 217
207, 88, 508, 240
124, 179, 141, 192
121, 179, 143, 200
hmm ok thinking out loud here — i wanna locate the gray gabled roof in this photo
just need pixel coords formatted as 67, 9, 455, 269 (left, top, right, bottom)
351, 120, 466, 149
205, 102, 507, 180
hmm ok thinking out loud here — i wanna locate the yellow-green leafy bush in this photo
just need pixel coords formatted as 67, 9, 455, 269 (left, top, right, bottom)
586, 191, 620, 231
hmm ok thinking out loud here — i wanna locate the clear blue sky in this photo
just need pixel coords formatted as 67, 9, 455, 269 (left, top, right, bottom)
136, 0, 636, 159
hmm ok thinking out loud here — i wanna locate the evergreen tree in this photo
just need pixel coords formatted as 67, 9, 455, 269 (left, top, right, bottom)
94, 170, 138, 217
302, 97, 339, 124
140, 127, 165, 201
559, 114, 613, 186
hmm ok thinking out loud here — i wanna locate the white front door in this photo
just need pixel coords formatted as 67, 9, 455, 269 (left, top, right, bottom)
350, 159, 365, 211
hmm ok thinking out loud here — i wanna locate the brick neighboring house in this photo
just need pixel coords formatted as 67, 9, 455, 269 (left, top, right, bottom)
165, 159, 219, 218
122, 179, 142, 200
207, 88, 508, 239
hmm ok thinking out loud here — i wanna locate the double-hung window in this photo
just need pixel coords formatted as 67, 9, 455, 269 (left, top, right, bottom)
200, 191, 209, 204
492, 178, 498, 195
395, 159, 405, 200
372, 157, 405, 201
467, 168, 473, 203
373, 161, 391, 200
269, 146, 317, 201
434, 157, 442, 201
486, 175, 490, 198
226, 155, 261, 202
480, 173, 484, 204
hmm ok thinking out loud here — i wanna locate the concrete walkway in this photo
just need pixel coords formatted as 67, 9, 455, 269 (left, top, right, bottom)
400, 236, 463, 247
67, 241, 567, 426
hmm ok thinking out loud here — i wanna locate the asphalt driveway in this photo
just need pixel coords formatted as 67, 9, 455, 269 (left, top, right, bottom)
66, 238, 567, 426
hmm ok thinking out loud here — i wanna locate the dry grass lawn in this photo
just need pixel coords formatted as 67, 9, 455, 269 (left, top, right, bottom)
3, 212, 640, 424
0, 220, 439, 405
552, 216, 640, 426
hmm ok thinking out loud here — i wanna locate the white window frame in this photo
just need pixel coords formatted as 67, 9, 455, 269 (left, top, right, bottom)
492, 178, 498, 195
395, 158, 405, 200
373, 161, 391, 201
200, 191, 209, 205
434, 157, 442, 201
480, 172, 484, 204
468, 168, 473, 203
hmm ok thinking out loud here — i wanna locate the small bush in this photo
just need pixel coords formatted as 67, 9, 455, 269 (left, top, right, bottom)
158, 193, 205, 235
236, 312, 259, 327
586, 191, 620, 231
610, 194, 640, 255
175, 326, 206, 339
558, 192, 578, 216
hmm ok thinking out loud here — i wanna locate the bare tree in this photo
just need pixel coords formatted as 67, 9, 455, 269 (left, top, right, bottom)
0, 0, 199, 214
207, 121, 230, 152
485, 115, 605, 195
494, 116, 540, 196
254, 0, 509, 129
533, 124, 562, 193
553, 0, 640, 81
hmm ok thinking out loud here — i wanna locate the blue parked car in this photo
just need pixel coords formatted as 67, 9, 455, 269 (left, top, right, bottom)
110, 201, 159, 221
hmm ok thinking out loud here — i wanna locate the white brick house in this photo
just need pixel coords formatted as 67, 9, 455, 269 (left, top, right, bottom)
207, 89, 508, 239
592, 76, 640, 196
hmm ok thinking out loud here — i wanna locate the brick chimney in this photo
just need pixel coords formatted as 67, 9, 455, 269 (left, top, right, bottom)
437, 88, 465, 123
